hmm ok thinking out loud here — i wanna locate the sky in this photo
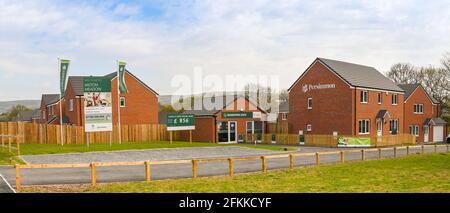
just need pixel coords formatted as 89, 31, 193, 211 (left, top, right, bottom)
0, 0, 449, 101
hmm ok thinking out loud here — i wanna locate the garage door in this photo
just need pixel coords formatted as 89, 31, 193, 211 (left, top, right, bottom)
433, 125, 444, 142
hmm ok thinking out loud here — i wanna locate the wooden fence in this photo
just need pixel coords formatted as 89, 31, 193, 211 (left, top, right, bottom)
245, 133, 417, 147
0, 122, 178, 144
14, 144, 450, 191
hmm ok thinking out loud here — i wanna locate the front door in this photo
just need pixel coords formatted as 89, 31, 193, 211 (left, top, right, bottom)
218, 121, 237, 143
424, 125, 429, 143
377, 120, 383, 137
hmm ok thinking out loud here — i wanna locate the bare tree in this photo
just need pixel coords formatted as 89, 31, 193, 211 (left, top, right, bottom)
386, 63, 420, 84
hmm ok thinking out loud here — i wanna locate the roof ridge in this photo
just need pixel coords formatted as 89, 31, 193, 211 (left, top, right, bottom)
318, 57, 376, 69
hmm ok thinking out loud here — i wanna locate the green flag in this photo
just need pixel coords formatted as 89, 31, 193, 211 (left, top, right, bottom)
118, 61, 128, 93
60, 59, 70, 95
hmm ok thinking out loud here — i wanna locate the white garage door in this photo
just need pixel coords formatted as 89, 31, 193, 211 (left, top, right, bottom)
433, 125, 444, 142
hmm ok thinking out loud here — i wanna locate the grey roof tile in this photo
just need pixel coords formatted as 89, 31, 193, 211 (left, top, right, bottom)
318, 58, 404, 92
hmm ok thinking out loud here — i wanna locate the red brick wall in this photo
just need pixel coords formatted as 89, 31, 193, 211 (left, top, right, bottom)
214, 97, 266, 140
288, 61, 354, 135
355, 89, 404, 136
111, 72, 159, 125
403, 86, 438, 142
63, 71, 158, 126
179, 117, 216, 142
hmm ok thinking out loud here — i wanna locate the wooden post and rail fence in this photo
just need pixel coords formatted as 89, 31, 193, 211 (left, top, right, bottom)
13, 144, 450, 191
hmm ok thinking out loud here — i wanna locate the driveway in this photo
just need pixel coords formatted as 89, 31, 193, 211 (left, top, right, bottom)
0, 145, 446, 189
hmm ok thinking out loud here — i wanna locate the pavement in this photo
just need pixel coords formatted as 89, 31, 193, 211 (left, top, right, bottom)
0, 145, 447, 191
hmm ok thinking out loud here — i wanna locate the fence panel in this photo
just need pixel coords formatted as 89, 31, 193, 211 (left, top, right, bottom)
0, 122, 175, 144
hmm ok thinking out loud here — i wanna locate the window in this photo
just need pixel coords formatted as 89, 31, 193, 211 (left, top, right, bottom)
360, 90, 368, 103
307, 98, 312, 109
392, 94, 398, 105
409, 125, 419, 136
69, 99, 74, 112
377, 93, 382, 104
246, 121, 254, 134
413, 104, 424, 114
389, 119, 399, 134
120, 97, 126, 107
358, 119, 370, 134
281, 113, 287, 120
306, 124, 312, 132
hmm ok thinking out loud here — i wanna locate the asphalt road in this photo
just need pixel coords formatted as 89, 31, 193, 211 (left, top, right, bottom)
0, 145, 447, 190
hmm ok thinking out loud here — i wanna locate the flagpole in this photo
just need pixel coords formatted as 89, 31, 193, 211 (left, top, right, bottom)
58, 58, 64, 146
117, 60, 122, 144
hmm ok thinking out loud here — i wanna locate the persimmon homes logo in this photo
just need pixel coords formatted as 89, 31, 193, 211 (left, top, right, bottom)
302, 83, 336, 93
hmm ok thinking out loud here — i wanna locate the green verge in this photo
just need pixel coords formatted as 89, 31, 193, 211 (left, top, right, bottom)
0, 148, 25, 165
19, 142, 295, 155
22, 153, 450, 193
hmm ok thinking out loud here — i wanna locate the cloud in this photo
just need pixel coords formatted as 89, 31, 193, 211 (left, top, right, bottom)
0, 0, 449, 100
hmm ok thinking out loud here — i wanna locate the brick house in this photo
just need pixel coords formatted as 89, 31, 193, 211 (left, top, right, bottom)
63, 70, 159, 126
169, 96, 267, 143
398, 84, 446, 143
288, 58, 405, 137
39, 94, 64, 124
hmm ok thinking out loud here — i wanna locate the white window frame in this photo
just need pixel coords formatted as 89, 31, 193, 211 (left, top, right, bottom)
246, 121, 254, 134
306, 124, 312, 132
358, 119, 370, 135
69, 99, 74, 112
392, 94, 398, 105
281, 113, 287, 120
377, 93, 382, 104
120, 97, 126, 107
307, 98, 312, 110
409, 125, 419, 136
389, 119, 399, 133
413, 104, 424, 114
360, 90, 368, 103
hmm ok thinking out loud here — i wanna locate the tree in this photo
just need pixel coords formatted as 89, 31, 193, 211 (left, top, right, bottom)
419, 66, 450, 108
386, 63, 420, 84
5, 105, 32, 121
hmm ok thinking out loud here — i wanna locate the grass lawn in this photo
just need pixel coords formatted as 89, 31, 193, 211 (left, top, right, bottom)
22, 153, 450, 193
19, 142, 296, 155
0, 148, 25, 165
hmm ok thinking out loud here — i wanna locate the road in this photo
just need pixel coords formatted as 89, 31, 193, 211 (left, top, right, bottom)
0, 145, 447, 190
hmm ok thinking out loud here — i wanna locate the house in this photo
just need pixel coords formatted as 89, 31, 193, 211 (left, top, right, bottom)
171, 95, 267, 143
39, 94, 63, 124
288, 58, 405, 137
63, 70, 159, 126
398, 83, 446, 143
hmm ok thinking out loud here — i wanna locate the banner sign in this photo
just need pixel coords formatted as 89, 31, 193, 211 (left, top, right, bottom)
118, 61, 128, 93
59, 59, 70, 95
83, 77, 113, 132
222, 112, 261, 119
338, 137, 371, 147
167, 114, 196, 131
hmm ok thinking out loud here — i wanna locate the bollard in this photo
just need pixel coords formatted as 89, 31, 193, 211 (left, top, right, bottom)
421, 145, 424, 154
406, 146, 409, 155
434, 144, 437, 153
145, 161, 151, 183
378, 148, 382, 159
90, 163, 97, 187
340, 151, 345, 163
393, 147, 397, 158
289, 154, 294, 170
447, 145, 449, 152
315, 153, 320, 165
192, 160, 198, 178
15, 164, 20, 191
261, 156, 267, 174
361, 150, 365, 161
228, 158, 234, 177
